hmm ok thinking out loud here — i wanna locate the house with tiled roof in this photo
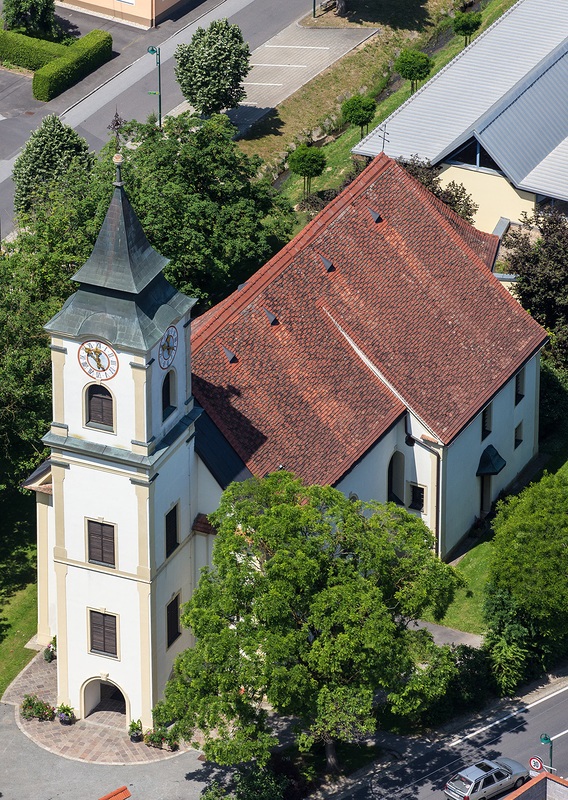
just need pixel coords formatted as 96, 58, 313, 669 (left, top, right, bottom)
191, 152, 547, 558
353, 0, 568, 234
26, 150, 545, 733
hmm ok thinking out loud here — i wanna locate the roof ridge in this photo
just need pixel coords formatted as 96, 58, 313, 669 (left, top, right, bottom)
354, 0, 528, 155
191, 153, 392, 352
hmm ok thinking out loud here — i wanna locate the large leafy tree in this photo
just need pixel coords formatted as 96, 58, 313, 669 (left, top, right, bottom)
452, 11, 482, 47
12, 115, 93, 214
3, 0, 55, 34
503, 210, 568, 366
484, 470, 568, 694
156, 472, 461, 772
174, 19, 251, 115
288, 144, 326, 198
394, 49, 433, 94
341, 94, 377, 138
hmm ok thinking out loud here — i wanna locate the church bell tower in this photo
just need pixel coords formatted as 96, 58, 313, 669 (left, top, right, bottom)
34, 153, 199, 727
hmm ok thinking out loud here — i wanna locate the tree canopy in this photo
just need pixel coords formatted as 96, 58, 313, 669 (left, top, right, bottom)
452, 11, 482, 46
341, 94, 377, 138
155, 472, 461, 771
174, 19, 251, 115
3, 0, 54, 34
288, 144, 327, 198
484, 470, 568, 693
12, 115, 93, 214
394, 49, 433, 94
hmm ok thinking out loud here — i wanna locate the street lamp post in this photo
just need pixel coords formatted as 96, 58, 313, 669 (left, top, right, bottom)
540, 733, 553, 772
147, 46, 162, 128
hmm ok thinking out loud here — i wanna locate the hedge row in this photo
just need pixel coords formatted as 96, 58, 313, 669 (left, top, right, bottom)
0, 29, 66, 71
33, 30, 113, 101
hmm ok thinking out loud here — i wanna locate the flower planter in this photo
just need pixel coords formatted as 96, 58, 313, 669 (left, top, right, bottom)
59, 716, 74, 725
130, 732, 143, 743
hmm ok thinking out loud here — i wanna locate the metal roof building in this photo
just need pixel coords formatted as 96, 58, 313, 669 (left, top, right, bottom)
354, 0, 568, 204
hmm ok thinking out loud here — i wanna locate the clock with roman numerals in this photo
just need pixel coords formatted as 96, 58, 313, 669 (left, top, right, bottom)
78, 341, 119, 380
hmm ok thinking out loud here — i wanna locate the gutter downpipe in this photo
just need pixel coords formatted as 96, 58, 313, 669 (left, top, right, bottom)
405, 414, 443, 558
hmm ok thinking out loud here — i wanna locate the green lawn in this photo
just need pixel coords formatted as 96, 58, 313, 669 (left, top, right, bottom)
0, 489, 38, 698
0, 581, 38, 698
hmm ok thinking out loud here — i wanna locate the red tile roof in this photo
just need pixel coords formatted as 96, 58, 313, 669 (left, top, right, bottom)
98, 787, 131, 800
191, 154, 546, 486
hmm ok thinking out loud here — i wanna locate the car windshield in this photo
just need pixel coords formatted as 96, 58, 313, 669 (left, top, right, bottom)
449, 776, 472, 794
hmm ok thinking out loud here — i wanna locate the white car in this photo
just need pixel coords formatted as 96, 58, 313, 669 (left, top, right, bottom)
444, 758, 529, 800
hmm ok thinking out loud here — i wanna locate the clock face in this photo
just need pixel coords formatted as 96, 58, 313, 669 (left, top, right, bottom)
159, 326, 178, 369
78, 341, 119, 381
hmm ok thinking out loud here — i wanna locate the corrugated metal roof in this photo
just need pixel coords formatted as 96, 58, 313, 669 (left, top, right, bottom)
354, 0, 568, 185
474, 41, 568, 199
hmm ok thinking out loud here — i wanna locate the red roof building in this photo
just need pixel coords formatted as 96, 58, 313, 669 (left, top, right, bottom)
191, 154, 546, 556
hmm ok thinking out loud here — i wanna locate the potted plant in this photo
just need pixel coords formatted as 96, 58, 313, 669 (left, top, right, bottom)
56, 703, 75, 725
143, 728, 165, 749
43, 637, 57, 663
128, 719, 143, 743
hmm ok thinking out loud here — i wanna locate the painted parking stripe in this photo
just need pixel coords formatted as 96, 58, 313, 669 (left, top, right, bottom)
450, 685, 568, 746
250, 63, 308, 68
264, 44, 330, 49
243, 82, 284, 86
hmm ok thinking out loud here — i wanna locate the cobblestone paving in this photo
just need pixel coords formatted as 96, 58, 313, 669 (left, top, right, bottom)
2, 652, 192, 765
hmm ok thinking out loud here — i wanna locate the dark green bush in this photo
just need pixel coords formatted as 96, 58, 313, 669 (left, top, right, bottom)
0, 29, 65, 70
33, 30, 112, 101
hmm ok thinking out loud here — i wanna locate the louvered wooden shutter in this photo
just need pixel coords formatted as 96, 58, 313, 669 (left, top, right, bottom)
165, 506, 178, 558
88, 386, 113, 427
88, 521, 115, 566
90, 611, 117, 656
167, 595, 180, 647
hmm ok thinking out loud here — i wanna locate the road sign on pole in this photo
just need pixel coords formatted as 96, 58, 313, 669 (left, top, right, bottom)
530, 756, 544, 772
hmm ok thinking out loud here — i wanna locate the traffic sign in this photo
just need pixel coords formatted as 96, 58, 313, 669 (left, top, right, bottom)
530, 756, 544, 772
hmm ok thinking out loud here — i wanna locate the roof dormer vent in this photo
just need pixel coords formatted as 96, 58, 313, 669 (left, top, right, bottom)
263, 308, 279, 326
368, 208, 382, 224
320, 255, 335, 273
222, 346, 238, 364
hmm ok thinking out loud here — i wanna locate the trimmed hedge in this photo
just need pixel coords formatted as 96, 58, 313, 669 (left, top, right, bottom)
0, 29, 66, 71
33, 30, 113, 101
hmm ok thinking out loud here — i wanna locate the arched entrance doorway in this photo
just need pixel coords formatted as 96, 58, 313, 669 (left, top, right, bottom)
82, 678, 129, 729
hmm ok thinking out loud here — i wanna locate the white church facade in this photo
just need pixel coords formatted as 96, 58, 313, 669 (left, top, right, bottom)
26, 152, 547, 728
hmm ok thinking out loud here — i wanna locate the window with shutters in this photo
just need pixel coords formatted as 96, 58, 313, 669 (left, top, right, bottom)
89, 610, 117, 657
165, 504, 179, 558
166, 594, 181, 648
481, 403, 492, 440
87, 520, 115, 567
162, 370, 176, 421
86, 384, 114, 430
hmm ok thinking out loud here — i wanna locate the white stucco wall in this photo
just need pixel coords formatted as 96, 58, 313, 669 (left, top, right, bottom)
441, 354, 540, 555
151, 438, 193, 570
194, 456, 223, 516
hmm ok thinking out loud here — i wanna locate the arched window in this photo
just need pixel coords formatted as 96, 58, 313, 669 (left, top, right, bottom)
162, 370, 177, 421
387, 451, 405, 505
87, 384, 113, 429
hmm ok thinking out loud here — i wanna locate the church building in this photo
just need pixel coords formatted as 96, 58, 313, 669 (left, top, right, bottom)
26, 151, 547, 728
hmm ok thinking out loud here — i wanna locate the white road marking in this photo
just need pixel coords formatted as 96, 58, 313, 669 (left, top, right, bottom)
264, 44, 330, 49
250, 63, 307, 68
450, 685, 568, 746
552, 728, 568, 741
243, 82, 283, 86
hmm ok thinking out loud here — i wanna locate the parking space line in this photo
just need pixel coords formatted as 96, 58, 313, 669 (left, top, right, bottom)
264, 44, 330, 49
251, 63, 307, 68
243, 82, 284, 86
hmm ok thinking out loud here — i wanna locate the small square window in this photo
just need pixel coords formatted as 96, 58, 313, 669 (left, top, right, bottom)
481, 404, 492, 440
409, 484, 425, 512
165, 505, 179, 558
515, 369, 525, 405
515, 422, 523, 449
167, 595, 181, 648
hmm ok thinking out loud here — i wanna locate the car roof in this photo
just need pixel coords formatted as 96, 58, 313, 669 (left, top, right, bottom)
458, 762, 501, 782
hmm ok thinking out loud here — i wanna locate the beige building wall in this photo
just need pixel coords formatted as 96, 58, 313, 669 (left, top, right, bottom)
57, 0, 187, 28
439, 164, 535, 233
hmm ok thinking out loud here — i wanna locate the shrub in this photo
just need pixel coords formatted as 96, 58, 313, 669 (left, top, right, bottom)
0, 29, 64, 70
143, 727, 165, 748
20, 694, 55, 721
33, 30, 112, 101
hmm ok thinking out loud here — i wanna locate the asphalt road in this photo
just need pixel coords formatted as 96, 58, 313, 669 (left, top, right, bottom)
341, 684, 568, 800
